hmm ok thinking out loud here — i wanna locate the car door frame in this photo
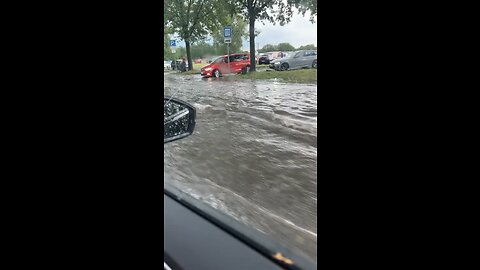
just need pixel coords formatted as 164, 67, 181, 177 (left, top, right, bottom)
299, 51, 312, 68
217, 56, 230, 74
290, 51, 303, 69
228, 54, 241, 73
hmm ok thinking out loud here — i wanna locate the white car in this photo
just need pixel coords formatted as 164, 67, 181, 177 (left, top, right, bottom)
164, 61, 171, 70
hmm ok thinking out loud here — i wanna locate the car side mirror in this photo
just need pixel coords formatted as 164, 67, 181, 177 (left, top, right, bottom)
164, 97, 196, 144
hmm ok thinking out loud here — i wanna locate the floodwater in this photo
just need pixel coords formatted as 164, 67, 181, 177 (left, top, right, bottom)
164, 73, 317, 262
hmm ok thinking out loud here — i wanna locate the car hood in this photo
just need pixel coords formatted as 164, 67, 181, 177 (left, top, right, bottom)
201, 64, 213, 70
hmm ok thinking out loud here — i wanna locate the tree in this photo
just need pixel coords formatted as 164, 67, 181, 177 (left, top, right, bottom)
190, 41, 217, 59
258, 44, 277, 53
165, 0, 222, 70
288, 0, 317, 22
227, 0, 299, 72
277, 42, 295, 51
297, 44, 316, 50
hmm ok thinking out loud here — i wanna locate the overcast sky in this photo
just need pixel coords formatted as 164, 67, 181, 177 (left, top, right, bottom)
242, 10, 317, 50
172, 9, 316, 51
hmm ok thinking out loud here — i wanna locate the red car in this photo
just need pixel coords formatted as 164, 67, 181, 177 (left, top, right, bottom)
200, 53, 250, 78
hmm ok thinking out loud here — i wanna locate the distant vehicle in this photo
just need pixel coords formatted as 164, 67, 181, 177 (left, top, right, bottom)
269, 52, 292, 69
194, 59, 202, 64
201, 53, 250, 78
271, 50, 317, 71
258, 54, 270, 65
171, 59, 189, 71
266, 51, 286, 62
164, 61, 171, 70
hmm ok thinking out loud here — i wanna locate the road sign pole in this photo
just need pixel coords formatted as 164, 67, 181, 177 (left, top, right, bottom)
169, 40, 176, 55
223, 26, 232, 70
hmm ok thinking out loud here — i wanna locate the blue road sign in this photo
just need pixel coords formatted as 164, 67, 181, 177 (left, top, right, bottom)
223, 26, 232, 38
169, 40, 176, 47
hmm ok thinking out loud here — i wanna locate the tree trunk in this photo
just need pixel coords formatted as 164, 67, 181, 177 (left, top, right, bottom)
249, 15, 256, 72
185, 40, 193, 71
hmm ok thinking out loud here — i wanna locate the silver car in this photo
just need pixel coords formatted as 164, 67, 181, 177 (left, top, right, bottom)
272, 50, 317, 71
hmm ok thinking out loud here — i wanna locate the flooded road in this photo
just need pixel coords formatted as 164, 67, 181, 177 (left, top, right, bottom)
164, 73, 317, 262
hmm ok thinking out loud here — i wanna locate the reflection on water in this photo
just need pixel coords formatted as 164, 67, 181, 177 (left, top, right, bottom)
164, 73, 317, 262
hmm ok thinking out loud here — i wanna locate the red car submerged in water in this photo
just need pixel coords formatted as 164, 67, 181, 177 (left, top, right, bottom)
200, 53, 250, 78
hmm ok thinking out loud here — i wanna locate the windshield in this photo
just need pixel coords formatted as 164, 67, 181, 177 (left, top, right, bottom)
213, 56, 225, 63
164, 1, 317, 265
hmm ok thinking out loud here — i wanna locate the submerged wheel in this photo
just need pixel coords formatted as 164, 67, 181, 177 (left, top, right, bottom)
312, 60, 317, 69
281, 63, 289, 71
213, 69, 221, 78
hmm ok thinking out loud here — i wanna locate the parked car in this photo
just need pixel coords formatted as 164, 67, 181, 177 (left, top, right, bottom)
194, 59, 202, 64
258, 54, 270, 65
164, 61, 171, 70
268, 52, 292, 69
266, 51, 286, 63
200, 53, 250, 78
171, 59, 189, 70
271, 50, 317, 71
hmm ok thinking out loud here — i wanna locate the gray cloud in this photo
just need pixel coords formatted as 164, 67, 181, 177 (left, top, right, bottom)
243, 10, 317, 50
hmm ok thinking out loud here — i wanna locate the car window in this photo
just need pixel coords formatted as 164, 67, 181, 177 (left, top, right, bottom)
213, 57, 224, 63
295, 52, 302, 58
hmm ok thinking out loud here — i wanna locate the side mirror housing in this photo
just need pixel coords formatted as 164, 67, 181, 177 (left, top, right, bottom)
164, 97, 196, 144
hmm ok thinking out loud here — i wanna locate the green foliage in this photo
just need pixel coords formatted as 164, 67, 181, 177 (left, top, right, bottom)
297, 44, 316, 50
164, 0, 221, 42
226, 0, 300, 72
165, 0, 224, 69
287, 0, 317, 22
277, 42, 296, 51
259, 44, 277, 53
259, 42, 313, 53
164, 0, 317, 68
190, 41, 217, 59
230, 0, 296, 25
212, 15, 248, 54
174, 47, 187, 59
